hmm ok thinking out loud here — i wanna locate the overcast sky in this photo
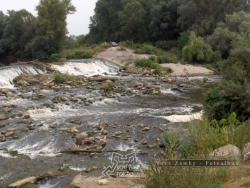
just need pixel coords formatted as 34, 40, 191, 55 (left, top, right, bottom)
0, 0, 98, 36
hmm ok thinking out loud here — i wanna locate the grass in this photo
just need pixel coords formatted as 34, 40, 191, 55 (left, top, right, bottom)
50, 42, 111, 60
162, 131, 180, 159
144, 160, 225, 188
54, 72, 83, 87
101, 81, 115, 91
135, 57, 162, 75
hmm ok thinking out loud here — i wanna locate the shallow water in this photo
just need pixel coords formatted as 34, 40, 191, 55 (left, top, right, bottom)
0, 60, 221, 187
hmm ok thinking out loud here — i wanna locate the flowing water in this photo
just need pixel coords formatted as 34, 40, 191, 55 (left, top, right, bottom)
0, 59, 221, 187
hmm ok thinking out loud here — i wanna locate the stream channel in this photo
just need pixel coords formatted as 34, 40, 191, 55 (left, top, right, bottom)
0, 59, 221, 187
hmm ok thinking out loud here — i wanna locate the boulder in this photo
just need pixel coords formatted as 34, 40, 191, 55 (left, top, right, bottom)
60, 127, 79, 134
7, 176, 37, 188
244, 152, 250, 162
208, 144, 242, 159
3, 107, 12, 113
58, 58, 67, 62
83, 137, 95, 145
98, 179, 108, 185
75, 132, 88, 145
98, 139, 107, 147
133, 82, 144, 88
242, 142, 250, 155
0, 114, 9, 121
6, 92, 13, 98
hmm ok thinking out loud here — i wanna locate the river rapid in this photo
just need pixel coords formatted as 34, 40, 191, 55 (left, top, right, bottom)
0, 59, 220, 187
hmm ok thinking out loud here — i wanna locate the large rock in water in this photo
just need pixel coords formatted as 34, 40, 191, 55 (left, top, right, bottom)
208, 144, 242, 159
0, 114, 9, 121
75, 132, 88, 145
7, 176, 37, 188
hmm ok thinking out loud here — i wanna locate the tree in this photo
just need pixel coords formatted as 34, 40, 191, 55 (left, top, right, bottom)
182, 31, 218, 63
0, 11, 6, 40
118, 0, 146, 42
0, 10, 36, 58
87, 0, 123, 43
207, 11, 250, 58
34, 0, 76, 55
204, 34, 250, 122
148, 0, 181, 42
177, 0, 250, 36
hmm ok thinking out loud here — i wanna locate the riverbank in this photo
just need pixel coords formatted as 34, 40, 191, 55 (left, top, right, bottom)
97, 46, 214, 76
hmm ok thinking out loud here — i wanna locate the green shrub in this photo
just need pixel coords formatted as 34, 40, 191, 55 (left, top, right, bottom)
101, 81, 115, 91
153, 64, 162, 75
177, 32, 190, 49
182, 31, 218, 63
166, 68, 173, 74
120, 40, 141, 49
183, 113, 243, 157
74, 51, 93, 59
50, 53, 61, 60
135, 58, 156, 68
86, 131, 94, 137
162, 131, 180, 159
54, 72, 64, 83
54, 72, 77, 86
135, 44, 156, 54
155, 40, 177, 50
157, 56, 178, 64
234, 120, 250, 149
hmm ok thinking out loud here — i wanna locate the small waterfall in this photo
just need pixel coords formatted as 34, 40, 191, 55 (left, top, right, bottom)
51, 59, 120, 76
0, 59, 120, 88
0, 65, 45, 88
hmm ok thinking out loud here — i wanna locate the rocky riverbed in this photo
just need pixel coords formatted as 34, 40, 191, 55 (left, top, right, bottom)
0, 60, 220, 187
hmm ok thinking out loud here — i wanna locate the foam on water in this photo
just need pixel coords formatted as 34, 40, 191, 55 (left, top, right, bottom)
0, 98, 31, 106
68, 166, 86, 172
51, 59, 120, 76
157, 111, 202, 122
160, 88, 176, 94
0, 150, 17, 158
0, 132, 59, 159
38, 181, 59, 188
0, 173, 12, 181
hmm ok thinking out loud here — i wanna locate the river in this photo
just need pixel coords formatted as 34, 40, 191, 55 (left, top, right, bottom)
0, 59, 220, 187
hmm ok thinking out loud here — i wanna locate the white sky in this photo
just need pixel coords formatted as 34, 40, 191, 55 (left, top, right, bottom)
0, 0, 98, 36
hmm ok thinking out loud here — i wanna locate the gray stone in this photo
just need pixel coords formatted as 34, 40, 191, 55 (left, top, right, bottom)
208, 144, 242, 159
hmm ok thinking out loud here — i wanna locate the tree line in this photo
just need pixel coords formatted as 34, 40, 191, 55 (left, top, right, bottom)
0, 0, 76, 59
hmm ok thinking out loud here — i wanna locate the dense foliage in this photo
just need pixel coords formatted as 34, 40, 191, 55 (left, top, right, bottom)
0, 0, 75, 59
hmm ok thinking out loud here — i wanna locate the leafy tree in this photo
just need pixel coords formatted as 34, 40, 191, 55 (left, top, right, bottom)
118, 0, 146, 42
204, 34, 250, 122
87, 0, 180, 44
148, 0, 181, 42
34, 0, 76, 55
0, 10, 36, 58
0, 11, 6, 40
177, 0, 250, 36
87, 0, 123, 43
207, 11, 250, 58
182, 31, 218, 63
